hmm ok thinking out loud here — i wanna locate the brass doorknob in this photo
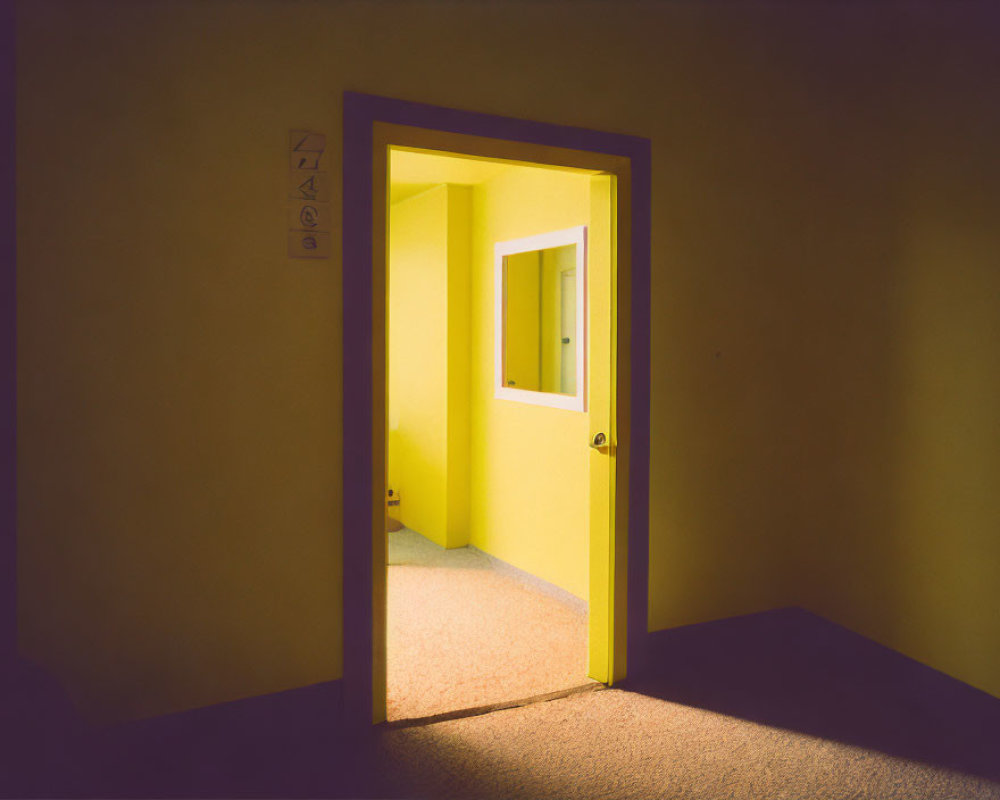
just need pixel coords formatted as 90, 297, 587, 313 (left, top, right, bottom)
590, 432, 608, 450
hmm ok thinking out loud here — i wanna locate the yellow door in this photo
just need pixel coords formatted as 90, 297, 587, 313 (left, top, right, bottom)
587, 174, 617, 684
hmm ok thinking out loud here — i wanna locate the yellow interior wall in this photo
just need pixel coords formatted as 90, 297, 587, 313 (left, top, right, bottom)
470, 168, 592, 601
15, 1, 1000, 724
539, 246, 574, 395
539, 251, 559, 394
387, 187, 449, 545
445, 187, 473, 547
501, 251, 541, 391
387, 184, 471, 549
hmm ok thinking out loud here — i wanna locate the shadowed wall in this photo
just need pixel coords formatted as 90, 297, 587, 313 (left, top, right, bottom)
14, 1, 1000, 722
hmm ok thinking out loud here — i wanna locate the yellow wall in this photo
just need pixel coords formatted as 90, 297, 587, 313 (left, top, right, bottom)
539, 245, 575, 395
387, 183, 471, 548
445, 186, 472, 549
469, 167, 593, 601
502, 251, 541, 391
787, 16, 1000, 696
389, 160, 598, 612
15, 1, 1000, 723
387, 186, 445, 544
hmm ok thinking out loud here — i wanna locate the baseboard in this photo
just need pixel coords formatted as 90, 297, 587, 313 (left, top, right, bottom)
469, 544, 588, 614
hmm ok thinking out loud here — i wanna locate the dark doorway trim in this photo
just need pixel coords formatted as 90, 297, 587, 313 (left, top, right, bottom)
341, 92, 650, 728
2, 0, 17, 673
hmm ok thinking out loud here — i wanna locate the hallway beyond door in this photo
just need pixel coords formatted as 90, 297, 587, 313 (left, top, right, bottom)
386, 529, 597, 722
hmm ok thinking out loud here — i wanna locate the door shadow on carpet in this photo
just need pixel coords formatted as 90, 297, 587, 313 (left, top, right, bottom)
622, 607, 1000, 784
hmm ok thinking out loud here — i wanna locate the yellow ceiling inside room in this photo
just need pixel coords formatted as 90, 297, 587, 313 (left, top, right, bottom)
388, 148, 602, 205
389, 149, 511, 204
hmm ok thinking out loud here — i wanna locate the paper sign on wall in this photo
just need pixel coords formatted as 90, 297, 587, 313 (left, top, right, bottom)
288, 170, 330, 203
288, 200, 330, 233
288, 230, 331, 259
288, 129, 330, 259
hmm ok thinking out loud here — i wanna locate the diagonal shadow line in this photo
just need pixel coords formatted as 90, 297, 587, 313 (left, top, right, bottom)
384, 681, 605, 730
628, 608, 1000, 785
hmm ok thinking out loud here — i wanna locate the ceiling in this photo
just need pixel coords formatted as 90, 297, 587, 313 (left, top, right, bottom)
389, 149, 514, 205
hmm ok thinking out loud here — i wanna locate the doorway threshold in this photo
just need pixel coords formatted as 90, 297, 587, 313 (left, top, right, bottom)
383, 681, 605, 730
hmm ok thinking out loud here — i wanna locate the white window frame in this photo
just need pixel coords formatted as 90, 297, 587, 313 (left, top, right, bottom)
494, 224, 587, 412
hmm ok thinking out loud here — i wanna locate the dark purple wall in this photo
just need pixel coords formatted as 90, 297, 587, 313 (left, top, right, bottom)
1, 0, 15, 672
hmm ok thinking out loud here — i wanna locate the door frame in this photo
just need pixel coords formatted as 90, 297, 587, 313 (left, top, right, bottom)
342, 92, 651, 727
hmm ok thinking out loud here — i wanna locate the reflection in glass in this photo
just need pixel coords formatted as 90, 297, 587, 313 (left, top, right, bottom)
503, 244, 577, 395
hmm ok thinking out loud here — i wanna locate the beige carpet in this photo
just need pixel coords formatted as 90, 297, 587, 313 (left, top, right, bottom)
374, 688, 1000, 800
387, 529, 592, 721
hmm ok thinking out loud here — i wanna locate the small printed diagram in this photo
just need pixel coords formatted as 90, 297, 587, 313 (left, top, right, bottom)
288, 130, 330, 258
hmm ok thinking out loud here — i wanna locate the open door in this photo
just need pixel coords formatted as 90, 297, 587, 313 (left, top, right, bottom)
342, 92, 649, 728
587, 174, 616, 684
